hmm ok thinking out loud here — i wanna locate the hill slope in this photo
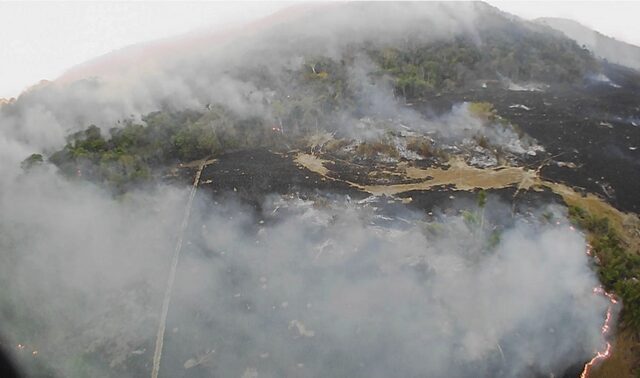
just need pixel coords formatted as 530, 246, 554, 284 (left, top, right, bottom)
537, 17, 640, 72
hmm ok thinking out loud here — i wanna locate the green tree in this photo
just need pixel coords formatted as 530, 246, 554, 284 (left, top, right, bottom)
21, 153, 44, 170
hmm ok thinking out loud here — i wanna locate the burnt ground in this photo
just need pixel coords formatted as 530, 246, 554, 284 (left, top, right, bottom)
167, 66, 640, 378
419, 63, 640, 213
399, 186, 564, 215
196, 63, 640, 215
198, 148, 368, 210
197, 148, 565, 220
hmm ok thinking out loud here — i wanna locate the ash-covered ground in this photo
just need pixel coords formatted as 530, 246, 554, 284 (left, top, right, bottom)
419, 63, 640, 214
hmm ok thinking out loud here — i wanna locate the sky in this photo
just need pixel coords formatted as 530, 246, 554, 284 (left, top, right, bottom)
0, 1, 639, 99
0, 1, 291, 98
488, 1, 640, 46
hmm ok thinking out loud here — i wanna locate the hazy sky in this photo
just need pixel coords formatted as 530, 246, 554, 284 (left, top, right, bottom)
489, 1, 640, 46
0, 1, 638, 99
0, 1, 291, 98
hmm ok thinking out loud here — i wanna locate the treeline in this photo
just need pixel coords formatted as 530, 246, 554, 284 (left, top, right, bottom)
38, 55, 360, 191
569, 206, 640, 333
44, 107, 284, 191
367, 27, 598, 97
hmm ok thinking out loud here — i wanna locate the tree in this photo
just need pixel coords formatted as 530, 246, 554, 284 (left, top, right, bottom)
21, 154, 44, 170
476, 189, 487, 229
476, 189, 487, 208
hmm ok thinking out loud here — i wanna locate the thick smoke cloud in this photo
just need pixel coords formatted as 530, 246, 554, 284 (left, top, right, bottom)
165, 195, 607, 378
0, 168, 186, 375
0, 2, 546, 167
0, 2, 491, 153
0, 167, 608, 376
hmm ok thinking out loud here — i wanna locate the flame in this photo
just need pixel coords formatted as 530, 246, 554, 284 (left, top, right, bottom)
573, 226, 619, 378
580, 287, 618, 377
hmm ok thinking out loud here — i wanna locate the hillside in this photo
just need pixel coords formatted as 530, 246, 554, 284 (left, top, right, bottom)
1, 3, 639, 378
537, 17, 640, 72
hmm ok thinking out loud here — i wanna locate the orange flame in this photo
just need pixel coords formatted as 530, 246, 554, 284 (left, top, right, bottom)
580, 287, 617, 378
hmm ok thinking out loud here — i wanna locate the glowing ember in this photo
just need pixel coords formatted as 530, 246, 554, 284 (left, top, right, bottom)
586, 244, 593, 256
580, 286, 617, 378
579, 236, 619, 378
15, 343, 39, 357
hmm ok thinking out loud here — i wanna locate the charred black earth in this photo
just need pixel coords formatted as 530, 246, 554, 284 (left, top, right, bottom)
420, 62, 640, 213
195, 62, 640, 218
198, 149, 368, 210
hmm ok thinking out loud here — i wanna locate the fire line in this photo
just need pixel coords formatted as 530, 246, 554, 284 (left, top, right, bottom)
580, 286, 619, 376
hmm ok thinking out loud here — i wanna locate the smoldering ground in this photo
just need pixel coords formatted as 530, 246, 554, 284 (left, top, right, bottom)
0, 169, 610, 377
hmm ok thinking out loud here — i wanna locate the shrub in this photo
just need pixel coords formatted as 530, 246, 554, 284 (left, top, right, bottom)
21, 154, 44, 170
468, 102, 496, 121
356, 141, 399, 159
406, 137, 433, 157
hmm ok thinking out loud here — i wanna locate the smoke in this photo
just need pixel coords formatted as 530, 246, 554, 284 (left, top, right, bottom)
0, 2, 553, 165
0, 2, 611, 377
0, 167, 186, 375
537, 17, 640, 72
0, 172, 608, 377
173, 195, 606, 378
0, 2, 493, 153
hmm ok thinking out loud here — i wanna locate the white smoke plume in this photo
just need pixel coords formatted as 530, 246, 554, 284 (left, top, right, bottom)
0, 168, 609, 376
0, 2, 491, 153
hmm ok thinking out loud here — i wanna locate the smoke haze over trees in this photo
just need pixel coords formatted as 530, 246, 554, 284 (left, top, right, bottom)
0, 2, 637, 377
